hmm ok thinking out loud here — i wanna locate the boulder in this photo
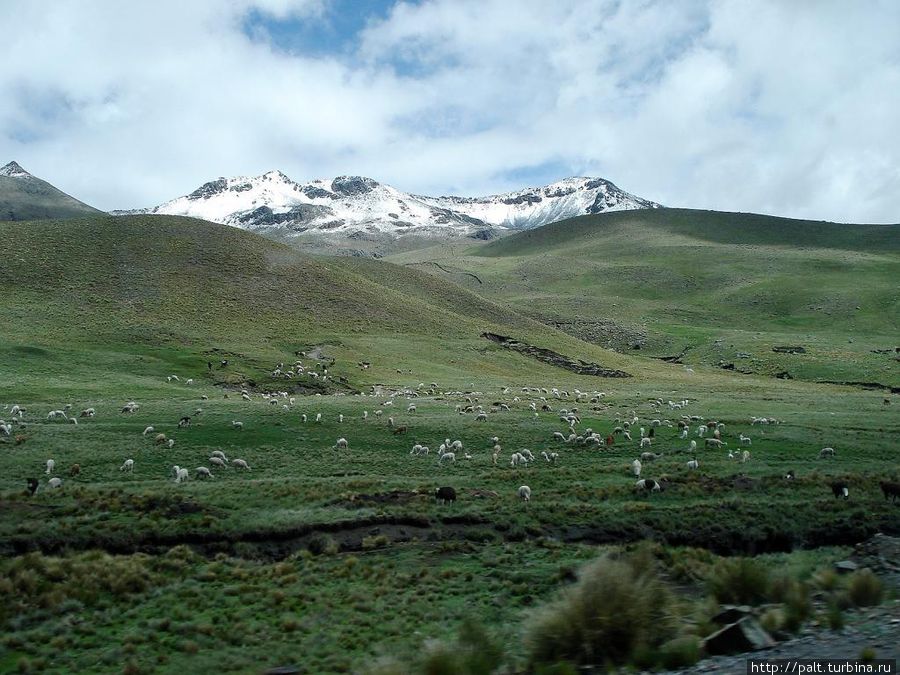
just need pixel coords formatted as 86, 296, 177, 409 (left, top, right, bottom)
711, 605, 753, 625
703, 617, 775, 655
834, 560, 859, 574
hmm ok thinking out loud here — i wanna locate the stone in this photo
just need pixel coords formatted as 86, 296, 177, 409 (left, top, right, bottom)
711, 605, 753, 625
703, 617, 776, 656
834, 560, 859, 574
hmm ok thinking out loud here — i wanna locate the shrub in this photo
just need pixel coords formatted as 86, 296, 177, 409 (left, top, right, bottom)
658, 636, 701, 669
362, 534, 390, 550
860, 647, 877, 662
363, 656, 406, 675
812, 568, 839, 592
759, 607, 784, 634
306, 534, 339, 556
826, 600, 845, 630
525, 552, 676, 669
456, 618, 504, 675
846, 569, 883, 607
420, 639, 462, 675
706, 557, 770, 605
416, 619, 504, 675
782, 581, 811, 633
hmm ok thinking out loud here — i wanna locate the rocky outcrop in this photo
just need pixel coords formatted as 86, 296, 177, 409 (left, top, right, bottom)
481, 332, 632, 378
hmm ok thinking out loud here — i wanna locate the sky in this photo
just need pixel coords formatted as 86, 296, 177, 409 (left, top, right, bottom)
1, 0, 899, 223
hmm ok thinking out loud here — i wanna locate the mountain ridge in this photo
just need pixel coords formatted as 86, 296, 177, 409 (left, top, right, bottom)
0, 161, 103, 221
116, 170, 660, 239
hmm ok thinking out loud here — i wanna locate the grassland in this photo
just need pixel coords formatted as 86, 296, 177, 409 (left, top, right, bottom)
390, 208, 900, 389
1, 214, 898, 673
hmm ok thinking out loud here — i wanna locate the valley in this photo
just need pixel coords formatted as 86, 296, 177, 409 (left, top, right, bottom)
1, 212, 898, 673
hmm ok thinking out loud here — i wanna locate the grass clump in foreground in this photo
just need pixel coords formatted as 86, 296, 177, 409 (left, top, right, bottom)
845, 569, 884, 608
524, 548, 679, 671
706, 556, 771, 605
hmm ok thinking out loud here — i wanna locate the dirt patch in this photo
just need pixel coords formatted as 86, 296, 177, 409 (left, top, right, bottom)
543, 318, 647, 350
333, 490, 426, 508
772, 345, 807, 354
817, 380, 899, 393
481, 332, 632, 378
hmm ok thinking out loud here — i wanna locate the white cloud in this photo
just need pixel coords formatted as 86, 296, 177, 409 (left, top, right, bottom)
1, 0, 898, 223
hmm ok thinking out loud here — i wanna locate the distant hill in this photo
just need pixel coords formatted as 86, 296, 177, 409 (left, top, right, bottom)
0, 214, 643, 392
390, 208, 900, 388
0, 161, 103, 221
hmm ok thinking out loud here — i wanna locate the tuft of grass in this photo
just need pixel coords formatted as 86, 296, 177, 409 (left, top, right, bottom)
781, 580, 812, 633
658, 636, 701, 669
812, 568, 840, 592
415, 619, 504, 675
307, 534, 339, 556
707, 557, 770, 606
860, 646, 877, 662
362, 534, 390, 550
525, 552, 676, 669
826, 600, 845, 630
846, 569, 884, 607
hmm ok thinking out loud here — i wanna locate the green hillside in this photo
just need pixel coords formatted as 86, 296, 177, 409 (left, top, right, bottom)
0, 162, 103, 221
1, 213, 898, 673
390, 208, 900, 388
0, 214, 647, 398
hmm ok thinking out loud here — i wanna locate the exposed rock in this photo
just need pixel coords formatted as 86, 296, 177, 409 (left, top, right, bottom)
834, 560, 859, 574
470, 228, 500, 240
187, 178, 227, 199
712, 605, 753, 625
850, 534, 900, 589
703, 617, 775, 655
481, 332, 631, 378
502, 193, 542, 205
773, 346, 807, 354
330, 175, 379, 196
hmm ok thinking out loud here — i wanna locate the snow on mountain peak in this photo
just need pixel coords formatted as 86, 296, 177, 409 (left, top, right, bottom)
1, 161, 31, 178
127, 170, 660, 240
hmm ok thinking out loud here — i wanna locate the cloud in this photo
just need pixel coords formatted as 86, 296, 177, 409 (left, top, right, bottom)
0, 0, 898, 223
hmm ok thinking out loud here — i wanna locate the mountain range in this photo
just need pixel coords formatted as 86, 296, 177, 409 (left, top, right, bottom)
116, 171, 660, 239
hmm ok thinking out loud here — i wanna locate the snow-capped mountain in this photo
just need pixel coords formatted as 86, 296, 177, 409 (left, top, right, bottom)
120, 171, 660, 239
0, 160, 31, 178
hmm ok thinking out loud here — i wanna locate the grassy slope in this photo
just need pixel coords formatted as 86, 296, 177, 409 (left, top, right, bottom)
390, 208, 900, 387
1, 213, 898, 673
0, 215, 651, 399
0, 174, 103, 221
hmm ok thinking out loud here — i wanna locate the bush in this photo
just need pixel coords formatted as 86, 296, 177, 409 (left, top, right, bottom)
860, 647, 877, 662
782, 581, 811, 633
456, 618, 504, 675
362, 534, 390, 550
846, 569, 884, 607
706, 557, 770, 605
525, 552, 676, 669
419, 639, 461, 675
658, 636, 701, 669
415, 619, 504, 675
826, 600, 845, 630
363, 656, 406, 675
812, 568, 839, 592
306, 534, 339, 556
759, 607, 784, 634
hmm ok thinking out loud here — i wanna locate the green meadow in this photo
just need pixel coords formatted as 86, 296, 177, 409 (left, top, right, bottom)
1, 213, 898, 673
